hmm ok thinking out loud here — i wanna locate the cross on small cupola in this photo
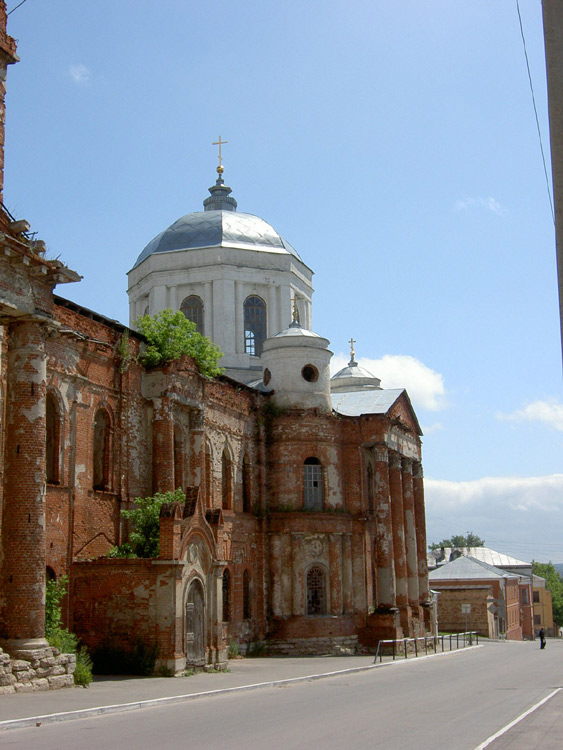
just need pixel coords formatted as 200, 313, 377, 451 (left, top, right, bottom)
204, 136, 237, 212
212, 136, 228, 176
348, 337, 357, 366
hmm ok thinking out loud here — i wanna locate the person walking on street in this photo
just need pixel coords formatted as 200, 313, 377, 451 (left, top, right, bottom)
539, 627, 546, 649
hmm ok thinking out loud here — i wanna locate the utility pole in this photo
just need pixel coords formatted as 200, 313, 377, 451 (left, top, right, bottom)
542, 0, 563, 374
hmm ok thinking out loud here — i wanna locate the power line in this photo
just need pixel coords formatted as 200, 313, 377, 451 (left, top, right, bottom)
516, 0, 555, 224
7, 0, 28, 16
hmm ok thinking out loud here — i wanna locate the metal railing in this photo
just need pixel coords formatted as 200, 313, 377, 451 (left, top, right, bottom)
374, 631, 479, 663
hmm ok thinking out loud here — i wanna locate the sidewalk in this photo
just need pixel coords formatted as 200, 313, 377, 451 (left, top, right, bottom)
0, 649, 479, 731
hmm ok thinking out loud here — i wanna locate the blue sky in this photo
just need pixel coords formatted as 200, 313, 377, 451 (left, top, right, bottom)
4, 1, 563, 562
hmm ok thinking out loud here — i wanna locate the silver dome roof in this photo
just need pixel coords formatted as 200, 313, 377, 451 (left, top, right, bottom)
330, 356, 381, 392
133, 175, 301, 268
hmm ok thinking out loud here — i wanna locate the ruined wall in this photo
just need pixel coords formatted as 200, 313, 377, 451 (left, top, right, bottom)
71, 559, 159, 654
45, 301, 149, 577
2, 280, 430, 658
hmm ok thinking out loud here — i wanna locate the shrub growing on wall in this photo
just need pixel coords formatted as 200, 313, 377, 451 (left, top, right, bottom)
136, 308, 223, 377
45, 577, 93, 687
110, 488, 186, 559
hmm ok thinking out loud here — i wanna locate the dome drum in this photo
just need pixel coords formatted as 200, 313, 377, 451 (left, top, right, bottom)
260, 325, 333, 412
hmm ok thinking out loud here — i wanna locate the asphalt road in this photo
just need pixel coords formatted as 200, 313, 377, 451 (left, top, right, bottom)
3, 640, 562, 750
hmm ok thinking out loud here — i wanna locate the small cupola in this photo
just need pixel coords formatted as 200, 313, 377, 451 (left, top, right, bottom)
260, 302, 333, 412
330, 339, 381, 393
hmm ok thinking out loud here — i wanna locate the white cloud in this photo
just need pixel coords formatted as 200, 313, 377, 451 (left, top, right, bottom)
425, 474, 563, 512
454, 196, 506, 215
420, 422, 444, 435
331, 353, 447, 412
424, 474, 563, 562
68, 64, 92, 84
497, 400, 563, 432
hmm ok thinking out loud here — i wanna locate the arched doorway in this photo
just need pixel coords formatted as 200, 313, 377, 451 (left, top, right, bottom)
185, 579, 205, 666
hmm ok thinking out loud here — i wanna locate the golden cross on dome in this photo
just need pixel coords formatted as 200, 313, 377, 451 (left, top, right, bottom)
212, 136, 228, 174
349, 337, 356, 360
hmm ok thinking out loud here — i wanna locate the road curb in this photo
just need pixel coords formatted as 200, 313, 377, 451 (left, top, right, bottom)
0, 645, 482, 731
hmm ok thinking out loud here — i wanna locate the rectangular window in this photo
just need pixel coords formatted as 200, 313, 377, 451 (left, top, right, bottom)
521, 588, 528, 604
304, 463, 323, 511
534, 614, 541, 625
533, 591, 540, 603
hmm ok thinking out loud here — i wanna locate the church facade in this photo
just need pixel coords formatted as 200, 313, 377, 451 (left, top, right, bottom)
0, 5, 432, 676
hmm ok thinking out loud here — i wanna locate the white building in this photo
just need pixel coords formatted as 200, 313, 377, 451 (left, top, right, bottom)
127, 167, 314, 384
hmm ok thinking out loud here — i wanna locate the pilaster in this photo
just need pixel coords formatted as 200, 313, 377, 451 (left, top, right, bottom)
401, 457, 419, 609
270, 533, 283, 617
152, 396, 174, 493
188, 409, 204, 488
389, 451, 410, 632
413, 461, 430, 604
342, 533, 353, 613
328, 533, 342, 615
373, 445, 396, 609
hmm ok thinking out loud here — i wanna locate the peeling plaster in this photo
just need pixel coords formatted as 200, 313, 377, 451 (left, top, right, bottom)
28, 356, 47, 384
22, 403, 44, 423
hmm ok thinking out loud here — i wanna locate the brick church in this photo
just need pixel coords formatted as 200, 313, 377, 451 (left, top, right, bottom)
0, 5, 431, 675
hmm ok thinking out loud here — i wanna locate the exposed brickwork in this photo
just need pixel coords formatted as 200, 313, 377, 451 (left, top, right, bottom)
0, 0, 431, 672
1, 321, 49, 642
0, 237, 431, 674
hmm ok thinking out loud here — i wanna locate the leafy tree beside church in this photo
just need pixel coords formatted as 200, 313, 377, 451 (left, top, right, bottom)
532, 561, 563, 626
429, 531, 485, 550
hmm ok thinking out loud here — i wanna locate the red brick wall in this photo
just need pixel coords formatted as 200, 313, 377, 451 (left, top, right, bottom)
2, 280, 428, 653
71, 559, 158, 653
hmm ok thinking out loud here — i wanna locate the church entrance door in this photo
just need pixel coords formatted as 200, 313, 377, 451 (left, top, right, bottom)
185, 579, 205, 666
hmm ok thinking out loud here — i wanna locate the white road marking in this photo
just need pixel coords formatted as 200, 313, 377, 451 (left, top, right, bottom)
474, 687, 562, 749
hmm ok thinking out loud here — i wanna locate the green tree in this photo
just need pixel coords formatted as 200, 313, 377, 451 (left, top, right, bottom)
111, 488, 186, 559
532, 561, 563, 626
429, 531, 485, 550
136, 308, 223, 377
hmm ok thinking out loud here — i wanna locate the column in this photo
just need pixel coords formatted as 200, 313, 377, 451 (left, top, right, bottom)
213, 562, 227, 663
188, 410, 204, 487
213, 279, 235, 358
402, 458, 419, 608
152, 396, 175, 493
234, 281, 243, 354
413, 462, 430, 603
329, 534, 343, 614
374, 445, 396, 608
203, 282, 213, 341
1, 320, 49, 649
270, 534, 283, 617
291, 534, 305, 615
389, 451, 408, 610
151, 284, 167, 313
268, 284, 278, 336
280, 283, 292, 330
281, 533, 293, 616
342, 533, 353, 613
